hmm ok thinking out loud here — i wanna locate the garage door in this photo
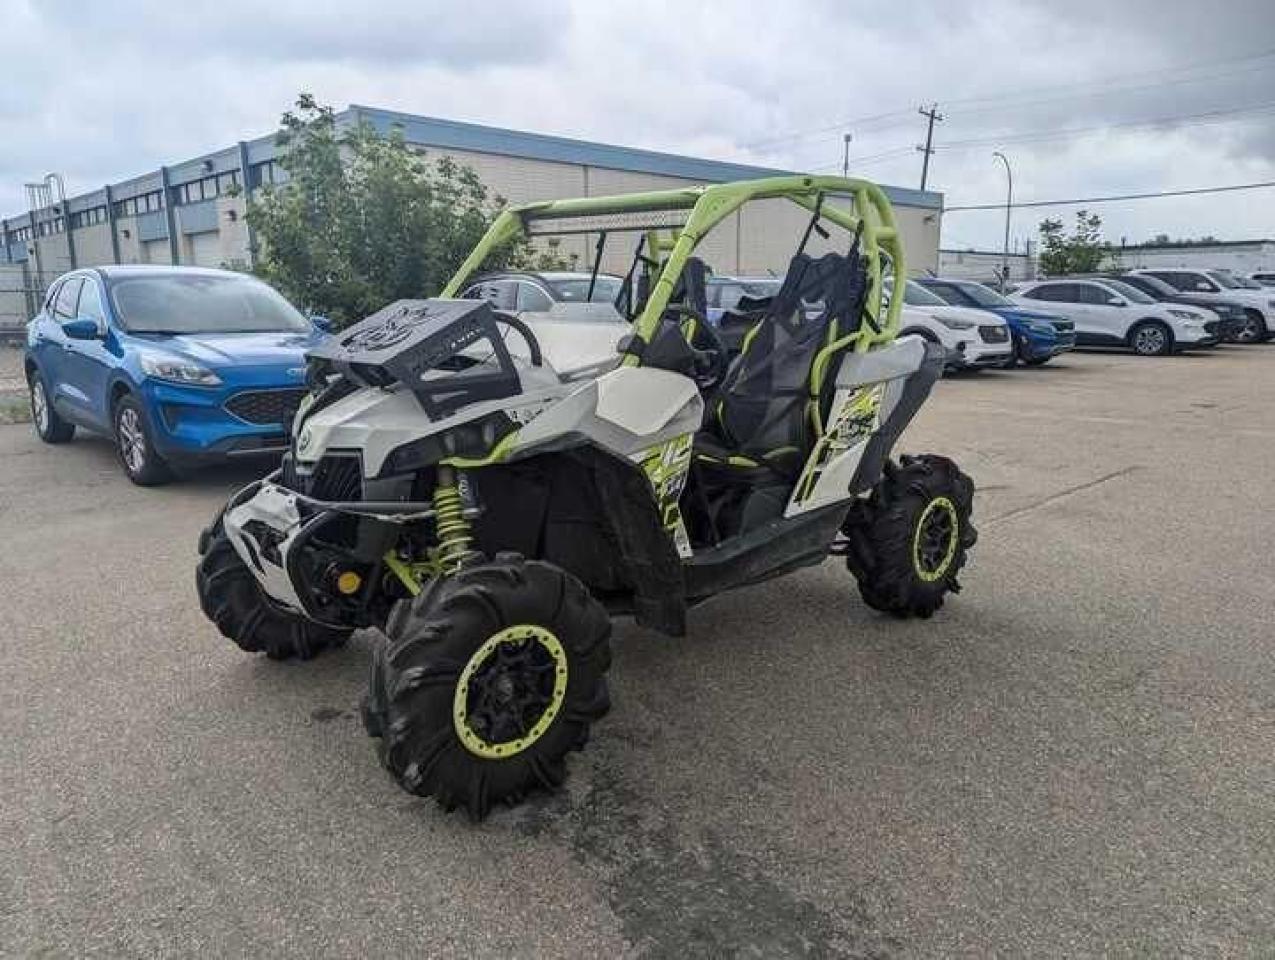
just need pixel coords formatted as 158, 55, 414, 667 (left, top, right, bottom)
188, 231, 221, 267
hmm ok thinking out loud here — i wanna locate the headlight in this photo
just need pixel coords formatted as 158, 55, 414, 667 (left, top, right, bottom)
1027, 321, 1055, 334
934, 315, 976, 330
140, 353, 222, 386
1168, 309, 1200, 320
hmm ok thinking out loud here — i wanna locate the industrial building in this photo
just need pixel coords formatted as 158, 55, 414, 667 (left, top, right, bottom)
1111, 238, 1275, 275
2, 105, 943, 290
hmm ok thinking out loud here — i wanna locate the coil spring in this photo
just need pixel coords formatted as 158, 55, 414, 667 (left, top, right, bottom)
432, 468, 473, 573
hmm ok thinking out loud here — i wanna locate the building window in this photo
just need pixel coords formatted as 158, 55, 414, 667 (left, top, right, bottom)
69, 206, 108, 229
250, 160, 282, 189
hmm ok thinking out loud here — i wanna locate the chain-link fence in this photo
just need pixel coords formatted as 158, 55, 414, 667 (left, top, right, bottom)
0, 264, 54, 342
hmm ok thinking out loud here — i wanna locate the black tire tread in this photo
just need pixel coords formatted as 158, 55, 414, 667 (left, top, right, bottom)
363, 554, 612, 820
842, 454, 978, 618
196, 519, 348, 660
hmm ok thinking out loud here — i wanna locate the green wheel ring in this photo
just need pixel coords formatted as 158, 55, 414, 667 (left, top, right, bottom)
912, 496, 960, 583
453, 624, 569, 760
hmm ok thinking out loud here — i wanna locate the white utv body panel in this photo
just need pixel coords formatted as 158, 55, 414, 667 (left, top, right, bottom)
784, 335, 926, 517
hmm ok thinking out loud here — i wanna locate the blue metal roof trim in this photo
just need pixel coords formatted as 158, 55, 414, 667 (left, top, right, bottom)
344, 105, 944, 210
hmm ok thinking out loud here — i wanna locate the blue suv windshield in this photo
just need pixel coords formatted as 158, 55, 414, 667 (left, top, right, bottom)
109, 274, 310, 334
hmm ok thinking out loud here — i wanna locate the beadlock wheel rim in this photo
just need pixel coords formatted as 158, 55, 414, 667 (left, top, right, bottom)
913, 496, 959, 583
117, 407, 146, 473
453, 624, 569, 760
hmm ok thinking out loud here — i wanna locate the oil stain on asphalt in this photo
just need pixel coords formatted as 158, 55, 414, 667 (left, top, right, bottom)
513, 760, 899, 958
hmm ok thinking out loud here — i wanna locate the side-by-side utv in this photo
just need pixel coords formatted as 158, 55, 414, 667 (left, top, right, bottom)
196, 175, 977, 818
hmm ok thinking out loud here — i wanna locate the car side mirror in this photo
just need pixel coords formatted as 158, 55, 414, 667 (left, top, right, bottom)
1106, 297, 1126, 307
310, 315, 333, 332
64, 318, 103, 340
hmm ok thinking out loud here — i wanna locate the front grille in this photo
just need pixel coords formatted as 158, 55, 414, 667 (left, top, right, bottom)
305, 455, 364, 501
224, 388, 307, 426
979, 324, 1009, 343
1049, 319, 1074, 333
1204, 321, 1219, 335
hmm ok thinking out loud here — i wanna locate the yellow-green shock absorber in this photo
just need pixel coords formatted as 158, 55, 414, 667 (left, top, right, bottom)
433, 465, 474, 573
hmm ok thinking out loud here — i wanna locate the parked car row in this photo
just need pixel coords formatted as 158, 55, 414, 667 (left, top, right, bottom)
23, 260, 1273, 486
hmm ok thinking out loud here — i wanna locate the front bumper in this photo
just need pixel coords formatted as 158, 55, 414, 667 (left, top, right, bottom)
946, 340, 1012, 369
142, 380, 304, 463
222, 476, 440, 626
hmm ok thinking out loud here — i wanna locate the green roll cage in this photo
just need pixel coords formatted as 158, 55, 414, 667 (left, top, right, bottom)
440, 175, 906, 362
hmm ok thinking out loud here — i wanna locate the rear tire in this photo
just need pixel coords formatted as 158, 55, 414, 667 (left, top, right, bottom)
113, 394, 172, 486
364, 554, 612, 819
1233, 310, 1268, 343
842, 454, 977, 618
1129, 320, 1172, 357
28, 370, 75, 443
196, 519, 349, 659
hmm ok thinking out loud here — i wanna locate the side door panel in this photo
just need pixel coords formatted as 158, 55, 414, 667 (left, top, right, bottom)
59, 277, 115, 430
46, 277, 84, 416
1076, 283, 1127, 344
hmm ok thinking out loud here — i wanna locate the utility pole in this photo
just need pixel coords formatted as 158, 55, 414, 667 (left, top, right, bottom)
842, 132, 853, 178
916, 104, 944, 192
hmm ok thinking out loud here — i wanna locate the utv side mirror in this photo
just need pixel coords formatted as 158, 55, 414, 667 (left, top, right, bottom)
310, 315, 333, 332
63, 318, 103, 340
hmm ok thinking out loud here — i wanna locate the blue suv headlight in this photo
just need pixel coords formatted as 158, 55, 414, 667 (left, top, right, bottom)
140, 352, 222, 386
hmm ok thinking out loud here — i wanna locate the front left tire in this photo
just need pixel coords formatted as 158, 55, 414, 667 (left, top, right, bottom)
113, 394, 172, 486
364, 554, 612, 819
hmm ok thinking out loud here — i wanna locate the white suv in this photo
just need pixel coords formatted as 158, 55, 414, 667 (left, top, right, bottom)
1130, 268, 1274, 342
1012, 277, 1217, 356
887, 279, 1012, 371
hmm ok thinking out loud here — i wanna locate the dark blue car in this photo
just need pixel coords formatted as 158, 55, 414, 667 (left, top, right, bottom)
915, 277, 1076, 366
24, 266, 328, 485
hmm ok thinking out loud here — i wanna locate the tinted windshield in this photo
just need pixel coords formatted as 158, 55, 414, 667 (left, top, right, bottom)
547, 276, 624, 304
1206, 271, 1240, 289
1102, 279, 1155, 304
951, 281, 1010, 307
894, 280, 946, 307
110, 274, 310, 334
1125, 274, 1176, 297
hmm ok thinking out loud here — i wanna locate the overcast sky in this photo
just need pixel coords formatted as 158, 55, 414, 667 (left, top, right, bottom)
2, 0, 1272, 251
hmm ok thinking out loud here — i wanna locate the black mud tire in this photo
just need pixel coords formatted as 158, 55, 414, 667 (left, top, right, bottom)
113, 394, 172, 486
363, 554, 612, 820
842, 454, 978, 618
196, 518, 349, 660
28, 368, 75, 443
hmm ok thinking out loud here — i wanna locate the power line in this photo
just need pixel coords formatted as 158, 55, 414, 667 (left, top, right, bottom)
736, 45, 1275, 153
943, 180, 1275, 212
935, 99, 1275, 151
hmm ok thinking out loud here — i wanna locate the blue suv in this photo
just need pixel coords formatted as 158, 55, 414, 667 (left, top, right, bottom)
24, 266, 328, 485
915, 277, 1076, 367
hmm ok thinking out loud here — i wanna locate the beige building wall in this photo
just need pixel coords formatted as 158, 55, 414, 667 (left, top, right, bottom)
72, 224, 115, 267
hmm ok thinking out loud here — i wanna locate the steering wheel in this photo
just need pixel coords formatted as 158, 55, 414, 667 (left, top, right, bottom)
675, 308, 730, 393
491, 311, 544, 367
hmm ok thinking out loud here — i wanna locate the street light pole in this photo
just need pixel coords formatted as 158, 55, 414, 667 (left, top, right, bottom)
842, 133, 853, 178
992, 151, 1013, 291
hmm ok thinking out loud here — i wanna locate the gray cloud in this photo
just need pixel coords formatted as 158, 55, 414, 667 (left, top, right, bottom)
2, 0, 1272, 250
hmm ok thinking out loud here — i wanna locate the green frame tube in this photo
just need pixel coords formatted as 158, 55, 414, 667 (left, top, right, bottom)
440, 175, 905, 360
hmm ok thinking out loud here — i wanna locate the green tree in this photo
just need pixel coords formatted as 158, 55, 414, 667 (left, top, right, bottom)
247, 94, 525, 325
1037, 209, 1108, 276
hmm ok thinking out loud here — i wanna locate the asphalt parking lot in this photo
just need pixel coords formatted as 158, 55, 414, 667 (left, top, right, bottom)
2, 346, 1273, 956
